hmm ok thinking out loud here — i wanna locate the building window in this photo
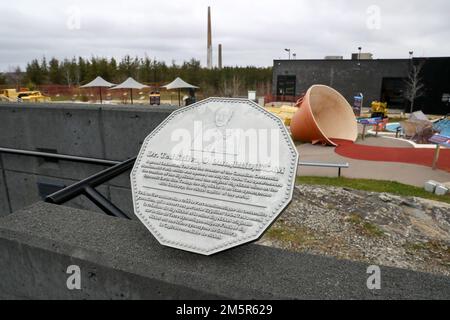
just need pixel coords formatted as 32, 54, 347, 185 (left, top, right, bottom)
277, 75, 296, 96
381, 78, 406, 109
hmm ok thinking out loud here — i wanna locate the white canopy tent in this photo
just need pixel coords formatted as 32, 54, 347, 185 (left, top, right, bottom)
109, 77, 149, 104
162, 77, 199, 106
80, 76, 116, 104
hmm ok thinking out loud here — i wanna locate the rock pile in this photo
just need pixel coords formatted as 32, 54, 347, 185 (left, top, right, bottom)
259, 185, 450, 276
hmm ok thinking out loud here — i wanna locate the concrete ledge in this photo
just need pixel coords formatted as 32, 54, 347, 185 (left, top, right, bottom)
0, 102, 178, 113
0, 202, 449, 300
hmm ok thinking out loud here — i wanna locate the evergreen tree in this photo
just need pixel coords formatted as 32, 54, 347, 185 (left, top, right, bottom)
25, 59, 43, 85
23, 55, 273, 96
48, 57, 63, 84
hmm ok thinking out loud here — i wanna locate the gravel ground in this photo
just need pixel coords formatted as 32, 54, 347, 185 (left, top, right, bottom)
258, 185, 450, 276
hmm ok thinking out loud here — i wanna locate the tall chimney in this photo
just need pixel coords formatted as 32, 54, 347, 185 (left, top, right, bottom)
207, 7, 213, 69
218, 44, 222, 69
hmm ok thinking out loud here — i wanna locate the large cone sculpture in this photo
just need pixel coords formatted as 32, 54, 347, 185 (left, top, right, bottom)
290, 85, 358, 146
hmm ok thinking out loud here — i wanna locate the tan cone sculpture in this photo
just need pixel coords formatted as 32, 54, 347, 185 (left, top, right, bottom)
290, 85, 358, 146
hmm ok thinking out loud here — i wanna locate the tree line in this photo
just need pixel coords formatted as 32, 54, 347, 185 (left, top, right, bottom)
13, 56, 273, 96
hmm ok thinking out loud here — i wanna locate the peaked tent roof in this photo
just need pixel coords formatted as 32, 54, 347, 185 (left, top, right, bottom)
80, 76, 116, 88
162, 77, 199, 90
110, 77, 149, 90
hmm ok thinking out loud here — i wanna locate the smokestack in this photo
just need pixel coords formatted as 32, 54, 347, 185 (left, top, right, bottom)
207, 7, 213, 69
218, 44, 222, 69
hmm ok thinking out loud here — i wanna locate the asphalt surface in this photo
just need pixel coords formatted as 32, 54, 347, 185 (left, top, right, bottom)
297, 136, 450, 187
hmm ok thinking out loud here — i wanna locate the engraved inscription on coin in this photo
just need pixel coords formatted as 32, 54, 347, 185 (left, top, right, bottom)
131, 97, 298, 255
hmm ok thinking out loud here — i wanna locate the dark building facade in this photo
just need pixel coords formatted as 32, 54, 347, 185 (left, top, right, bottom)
272, 57, 450, 115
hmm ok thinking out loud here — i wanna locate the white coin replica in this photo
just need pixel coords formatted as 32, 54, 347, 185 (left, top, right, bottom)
131, 98, 298, 255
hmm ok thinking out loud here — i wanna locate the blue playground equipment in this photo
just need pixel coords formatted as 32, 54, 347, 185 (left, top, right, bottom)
433, 118, 450, 136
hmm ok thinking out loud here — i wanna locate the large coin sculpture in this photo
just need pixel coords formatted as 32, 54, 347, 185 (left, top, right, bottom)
131, 98, 298, 255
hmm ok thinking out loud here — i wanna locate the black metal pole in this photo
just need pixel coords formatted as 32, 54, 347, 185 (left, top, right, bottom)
130, 88, 133, 104
83, 186, 130, 219
1, 146, 135, 219
99, 87, 103, 104
45, 157, 136, 205
0, 147, 120, 166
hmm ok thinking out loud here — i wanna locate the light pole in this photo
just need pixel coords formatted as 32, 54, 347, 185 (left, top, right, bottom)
285, 48, 291, 60
409, 51, 414, 59
357, 46, 362, 66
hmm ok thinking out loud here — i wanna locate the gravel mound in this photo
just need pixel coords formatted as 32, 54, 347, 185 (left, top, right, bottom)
258, 185, 450, 276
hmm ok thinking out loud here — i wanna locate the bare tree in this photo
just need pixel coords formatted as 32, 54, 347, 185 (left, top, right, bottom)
63, 64, 72, 87
231, 75, 241, 97
404, 61, 425, 114
265, 80, 272, 96
74, 65, 81, 87
219, 75, 242, 97
8, 66, 23, 90
219, 78, 232, 97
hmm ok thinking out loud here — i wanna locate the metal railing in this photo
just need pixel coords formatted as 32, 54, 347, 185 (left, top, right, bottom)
298, 161, 349, 177
0, 147, 350, 219
0, 147, 133, 219
0, 147, 120, 166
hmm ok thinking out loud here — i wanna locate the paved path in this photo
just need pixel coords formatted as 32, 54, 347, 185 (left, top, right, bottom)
357, 135, 413, 148
297, 137, 450, 187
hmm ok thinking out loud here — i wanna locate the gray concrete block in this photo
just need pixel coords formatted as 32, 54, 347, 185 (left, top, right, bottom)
0, 202, 449, 300
424, 180, 439, 193
101, 105, 176, 161
1, 153, 109, 182
0, 169, 10, 216
4, 170, 41, 213
0, 106, 32, 150
109, 185, 135, 219
0, 103, 176, 212
4, 171, 108, 214
435, 185, 449, 196
0, 104, 104, 158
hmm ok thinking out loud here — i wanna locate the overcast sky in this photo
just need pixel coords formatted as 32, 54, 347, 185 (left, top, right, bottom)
0, 0, 449, 71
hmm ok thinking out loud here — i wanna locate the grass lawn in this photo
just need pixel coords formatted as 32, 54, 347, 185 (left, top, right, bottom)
297, 176, 450, 205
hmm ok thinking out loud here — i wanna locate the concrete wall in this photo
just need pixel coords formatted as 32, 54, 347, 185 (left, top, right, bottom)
272, 59, 410, 109
1, 202, 449, 300
0, 102, 176, 217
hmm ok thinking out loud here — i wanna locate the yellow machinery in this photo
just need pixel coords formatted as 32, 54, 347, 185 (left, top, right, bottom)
0, 89, 51, 103
371, 101, 388, 118
265, 105, 298, 126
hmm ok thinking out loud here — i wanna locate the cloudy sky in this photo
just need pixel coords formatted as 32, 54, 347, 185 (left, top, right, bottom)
0, 0, 449, 71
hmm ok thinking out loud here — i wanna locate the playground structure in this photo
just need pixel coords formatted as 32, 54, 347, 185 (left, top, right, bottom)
263, 86, 450, 187
371, 101, 388, 118
265, 105, 297, 126
379, 112, 445, 145
434, 117, 450, 136
290, 85, 358, 146
0, 89, 50, 103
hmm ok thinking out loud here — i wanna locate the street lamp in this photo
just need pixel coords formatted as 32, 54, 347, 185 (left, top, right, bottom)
408, 51, 414, 70
293, 53, 297, 59
285, 48, 291, 60
357, 46, 362, 66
